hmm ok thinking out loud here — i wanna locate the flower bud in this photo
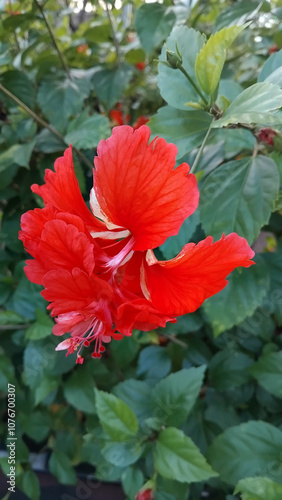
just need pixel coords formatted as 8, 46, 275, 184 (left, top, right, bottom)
136, 488, 154, 500
257, 127, 278, 146
166, 47, 182, 69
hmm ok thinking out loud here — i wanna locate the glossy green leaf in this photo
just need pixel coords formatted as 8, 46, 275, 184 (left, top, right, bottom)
158, 26, 206, 110
135, 3, 176, 55
258, 50, 282, 82
195, 25, 247, 95
234, 476, 282, 500
155, 427, 218, 483
209, 350, 253, 391
95, 389, 138, 441
113, 379, 152, 422
34, 377, 58, 406
92, 64, 133, 110
249, 352, 282, 398
212, 83, 282, 128
149, 107, 212, 159
64, 367, 96, 414
49, 450, 76, 485
65, 111, 110, 149
160, 211, 199, 259
121, 467, 144, 500
37, 74, 91, 131
204, 257, 269, 337
207, 421, 282, 485
200, 156, 280, 244
0, 69, 35, 109
151, 367, 206, 427
101, 439, 145, 467
25, 309, 53, 340
22, 470, 40, 500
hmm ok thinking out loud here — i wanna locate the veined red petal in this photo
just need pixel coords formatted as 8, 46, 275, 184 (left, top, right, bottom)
42, 267, 113, 316
94, 125, 199, 251
116, 298, 176, 336
19, 205, 58, 255
144, 233, 255, 316
32, 146, 105, 231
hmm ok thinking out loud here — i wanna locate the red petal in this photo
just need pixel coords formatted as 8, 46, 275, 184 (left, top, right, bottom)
42, 268, 113, 316
94, 125, 199, 251
19, 205, 58, 255
144, 233, 255, 316
116, 298, 176, 336
32, 146, 104, 231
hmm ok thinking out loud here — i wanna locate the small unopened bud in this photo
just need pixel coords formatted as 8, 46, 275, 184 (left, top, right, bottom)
257, 127, 278, 146
166, 46, 182, 69
136, 488, 154, 500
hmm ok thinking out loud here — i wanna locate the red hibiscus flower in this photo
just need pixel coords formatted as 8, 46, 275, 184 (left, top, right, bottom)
19, 125, 254, 362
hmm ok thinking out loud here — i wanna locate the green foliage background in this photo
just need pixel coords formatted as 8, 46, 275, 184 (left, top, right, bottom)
0, 0, 282, 499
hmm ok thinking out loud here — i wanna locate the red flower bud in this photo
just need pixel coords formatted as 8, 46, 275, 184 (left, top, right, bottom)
257, 128, 278, 146
136, 489, 154, 500
135, 61, 146, 71
268, 45, 279, 55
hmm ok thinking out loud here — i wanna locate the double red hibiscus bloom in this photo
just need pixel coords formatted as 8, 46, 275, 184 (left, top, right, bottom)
19, 125, 254, 363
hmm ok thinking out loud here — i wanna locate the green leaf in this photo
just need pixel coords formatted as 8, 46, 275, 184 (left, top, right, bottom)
209, 350, 253, 391
195, 25, 247, 95
137, 346, 171, 380
151, 367, 206, 428
160, 211, 199, 259
249, 352, 282, 398
262, 252, 282, 325
0, 69, 35, 109
34, 377, 58, 405
37, 75, 91, 131
49, 450, 76, 485
234, 476, 282, 500
113, 379, 152, 422
149, 107, 212, 159
121, 467, 144, 500
13, 139, 36, 168
22, 410, 51, 443
199, 156, 280, 244
84, 22, 111, 43
0, 310, 25, 325
22, 470, 40, 500
158, 26, 206, 110
207, 421, 282, 485
25, 309, 53, 340
155, 427, 218, 483
135, 3, 176, 55
101, 439, 145, 467
64, 367, 96, 414
36, 129, 66, 153
258, 50, 282, 82
92, 64, 133, 111
214, 1, 262, 30
204, 257, 270, 337
212, 83, 282, 128
110, 336, 139, 368
65, 111, 110, 149
95, 389, 138, 441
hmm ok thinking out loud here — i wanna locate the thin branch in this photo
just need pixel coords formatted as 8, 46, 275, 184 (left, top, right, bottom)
0, 82, 94, 171
190, 121, 214, 174
105, 1, 121, 65
159, 333, 188, 349
34, 0, 71, 78
0, 324, 30, 330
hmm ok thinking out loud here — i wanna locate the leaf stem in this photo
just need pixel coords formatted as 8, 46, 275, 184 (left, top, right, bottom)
178, 65, 208, 106
34, 0, 71, 78
159, 333, 188, 348
105, 1, 121, 65
0, 82, 94, 170
190, 121, 214, 174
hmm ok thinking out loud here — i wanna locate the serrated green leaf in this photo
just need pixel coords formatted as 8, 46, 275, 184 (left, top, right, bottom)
95, 389, 138, 441
209, 350, 253, 391
64, 367, 96, 414
49, 450, 76, 485
149, 107, 212, 159
65, 111, 110, 149
151, 367, 206, 428
135, 3, 176, 55
204, 257, 269, 337
101, 439, 145, 468
249, 352, 282, 398
92, 64, 133, 110
113, 379, 152, 422
234, 476, 282, 500
200, 156, 280, 244
155, 427, 218, 483
212, 83, 282, 128
195, 25, 247, 95
207, 421, 282, 485
158, 26, 206, 110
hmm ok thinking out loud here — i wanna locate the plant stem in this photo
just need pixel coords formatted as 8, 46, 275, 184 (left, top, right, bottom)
159, 333, 188, 349
178, 65, 208, 106
34, 0, 71, 78
0, 324, 30, 330
105, 1, 121, 65
0, 83, 94, 170
190, 121, 213, 174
